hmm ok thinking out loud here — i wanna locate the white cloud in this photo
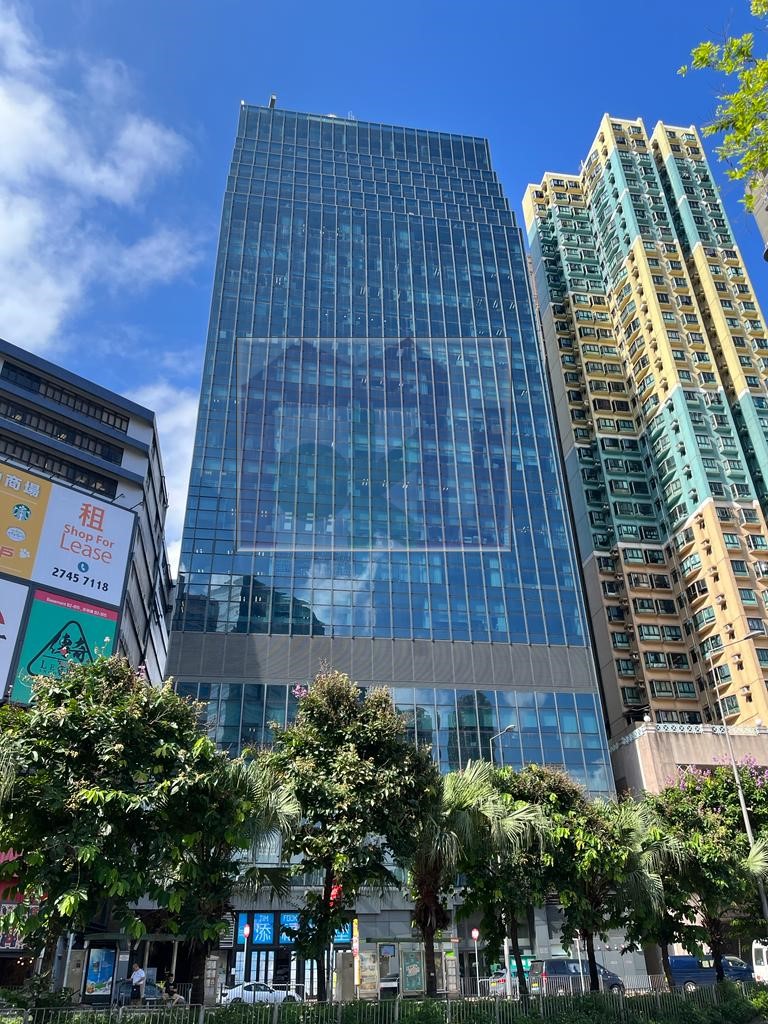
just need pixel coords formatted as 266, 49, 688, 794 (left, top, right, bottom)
0, 1, 42, 73
0, 2, 198, 353
128, 381, 199, 576
111, 228, 202, 289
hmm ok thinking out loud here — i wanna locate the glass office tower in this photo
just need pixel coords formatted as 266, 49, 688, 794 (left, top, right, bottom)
168, 103, 611, 794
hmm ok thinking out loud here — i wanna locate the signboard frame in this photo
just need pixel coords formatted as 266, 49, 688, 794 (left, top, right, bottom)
0, 458, 138, 702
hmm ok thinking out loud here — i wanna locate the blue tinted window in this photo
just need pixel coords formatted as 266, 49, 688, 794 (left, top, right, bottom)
175, 108, 590, 649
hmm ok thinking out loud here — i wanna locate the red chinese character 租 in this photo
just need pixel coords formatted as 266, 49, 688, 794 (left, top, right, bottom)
78, 503, 105, 531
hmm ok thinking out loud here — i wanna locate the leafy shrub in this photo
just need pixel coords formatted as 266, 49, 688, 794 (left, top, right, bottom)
397, 1002, 448, 1024
206, 1006, 273, 1024
0, 979, 74, 1009
750, 984, 768, 1016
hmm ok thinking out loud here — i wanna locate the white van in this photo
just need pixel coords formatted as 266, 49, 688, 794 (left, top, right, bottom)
752, 940, 768, 983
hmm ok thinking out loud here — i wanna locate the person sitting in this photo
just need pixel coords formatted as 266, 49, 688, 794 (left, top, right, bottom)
164, 975, 185, 1005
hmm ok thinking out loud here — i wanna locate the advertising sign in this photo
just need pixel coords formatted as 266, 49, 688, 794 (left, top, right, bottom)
0, 460, 134, 610
0, 465, 51, 579
251, 913, 274, 944
333, 922, 353, 945
0, 903, 25, 951
401, 950, 425, 994
11, 590, 119, 703
84, 947, 116, 998
279, 912, 300, 945
357, 951, 379, 998
0, 578, 29, 697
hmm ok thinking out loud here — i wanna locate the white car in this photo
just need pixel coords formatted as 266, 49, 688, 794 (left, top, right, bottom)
221, 982, 302, 1005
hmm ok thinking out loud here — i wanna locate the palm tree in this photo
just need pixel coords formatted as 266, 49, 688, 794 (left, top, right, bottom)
684, 834, 768, 984
166, 754, 300, 1004
405, 760, 537, 997
559, 798, 681, 993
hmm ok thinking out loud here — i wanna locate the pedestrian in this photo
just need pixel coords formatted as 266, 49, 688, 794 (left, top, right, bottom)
130, 963, 146, 1004
165, 975, 185, 1006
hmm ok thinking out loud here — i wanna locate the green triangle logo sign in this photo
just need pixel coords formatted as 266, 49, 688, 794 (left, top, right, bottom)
26, 620, 95, 677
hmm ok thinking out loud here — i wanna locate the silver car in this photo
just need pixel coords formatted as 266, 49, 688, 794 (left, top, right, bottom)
221, 982, 301, 1005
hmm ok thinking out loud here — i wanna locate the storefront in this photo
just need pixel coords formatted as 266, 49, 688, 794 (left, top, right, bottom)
230, 911, 352, 998
0, 904, 34, 987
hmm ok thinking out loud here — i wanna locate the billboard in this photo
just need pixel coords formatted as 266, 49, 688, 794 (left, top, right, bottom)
0, 578, 29, 686
11, 590, 119, 703
0, 461, 134, 609
84, 947, 116, 998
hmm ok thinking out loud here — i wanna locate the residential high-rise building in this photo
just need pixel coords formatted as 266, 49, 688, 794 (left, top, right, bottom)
749, 174, 768, 261
166, 104, 624, 987
524, 116, 768, 756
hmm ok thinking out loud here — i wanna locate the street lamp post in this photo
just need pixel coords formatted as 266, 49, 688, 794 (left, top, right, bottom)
471, 928, 481, 996
487, 724, 517, 998
488, 724, 516, 765
703, 632, 768, 923
242, 922, 251, 984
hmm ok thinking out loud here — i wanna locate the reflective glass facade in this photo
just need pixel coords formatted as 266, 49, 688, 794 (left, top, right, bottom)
175, 681, 608, 785
169, 105, 612, 794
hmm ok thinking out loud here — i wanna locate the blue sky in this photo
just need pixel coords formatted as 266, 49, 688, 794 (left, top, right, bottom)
1, 0, 766, 566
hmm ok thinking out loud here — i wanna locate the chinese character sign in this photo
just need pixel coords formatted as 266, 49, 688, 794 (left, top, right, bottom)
32, 485, 135, 608
250, 913, 274, 944
0, 460, 135, 609
12, 590, 119, 703
0, 464, 52, 580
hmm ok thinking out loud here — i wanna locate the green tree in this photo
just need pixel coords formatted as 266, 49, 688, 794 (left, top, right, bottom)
555, 798, 676, 992
159, 754, 299, 1004
0, 656, 299, 1003
406, 760, 536, 998
680, 0, 768, 206
650, 766, 768, 982
0, 658, 208, 973
265, 669, 434, 1002
459, 765, 583, 997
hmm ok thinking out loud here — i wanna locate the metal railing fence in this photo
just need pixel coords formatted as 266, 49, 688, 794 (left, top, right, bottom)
0, 980, 748, 1024
0, 983, 745, 1024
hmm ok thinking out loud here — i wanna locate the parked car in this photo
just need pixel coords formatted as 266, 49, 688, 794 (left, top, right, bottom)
487, 968, 524, 996
528, 959, 625, 996
221, 982, 302, 1005
668, 954, 753, 991
488, 970, 508, 995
